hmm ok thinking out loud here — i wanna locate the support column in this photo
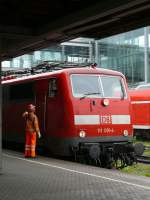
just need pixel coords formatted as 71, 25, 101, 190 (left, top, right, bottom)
41, 51, 45, 62
144, 27, 150, 82
95, 40, 99, 66
89, 41, 93, 63
0, 59, 2, 174
61, 45, 65, 62
29, 54, 34, 68
20, 56, 24, 69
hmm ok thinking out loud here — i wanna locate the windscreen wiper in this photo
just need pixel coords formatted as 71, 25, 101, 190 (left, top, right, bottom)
80, 92, 101, 100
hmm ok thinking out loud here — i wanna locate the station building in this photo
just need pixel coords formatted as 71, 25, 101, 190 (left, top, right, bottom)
2, 26, 150, 87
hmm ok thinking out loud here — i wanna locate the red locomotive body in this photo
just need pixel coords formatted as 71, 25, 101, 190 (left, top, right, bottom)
2, 66, 139, 167
129, 89, 150, 138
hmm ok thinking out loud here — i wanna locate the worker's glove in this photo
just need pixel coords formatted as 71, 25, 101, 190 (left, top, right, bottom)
38, 132, 41, 139
22, 111, 28, 117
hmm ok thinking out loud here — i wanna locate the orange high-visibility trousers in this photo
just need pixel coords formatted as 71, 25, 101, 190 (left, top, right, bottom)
25, 131, 37, 158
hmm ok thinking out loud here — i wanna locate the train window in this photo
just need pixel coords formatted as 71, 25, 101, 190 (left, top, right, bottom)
9, 82, 34, 101
101, 76, 125, 98
71, 75, 102, 98
48, 78, 57, 97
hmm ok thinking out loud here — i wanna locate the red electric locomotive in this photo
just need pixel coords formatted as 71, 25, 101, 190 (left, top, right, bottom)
129, 89, 150, 139
2, 64, 142, 167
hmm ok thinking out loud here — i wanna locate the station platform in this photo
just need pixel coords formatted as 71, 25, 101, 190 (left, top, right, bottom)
0, 150, 150, 200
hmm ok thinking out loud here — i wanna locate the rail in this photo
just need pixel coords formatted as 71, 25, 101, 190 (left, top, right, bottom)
137, 155, 150, 164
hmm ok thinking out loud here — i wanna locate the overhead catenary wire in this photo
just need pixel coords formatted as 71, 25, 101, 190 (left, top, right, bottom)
1, 61, 97, 80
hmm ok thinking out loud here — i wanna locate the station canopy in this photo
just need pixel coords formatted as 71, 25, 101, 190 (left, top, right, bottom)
0, 0, 150, 60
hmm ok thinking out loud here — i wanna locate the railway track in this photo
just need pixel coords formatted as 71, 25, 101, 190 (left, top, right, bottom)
136, 145, 150, 164
137, 155, 150, 164
144, 146, 150, 150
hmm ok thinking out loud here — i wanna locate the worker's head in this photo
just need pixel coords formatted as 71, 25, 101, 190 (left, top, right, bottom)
27, 104, 36, 112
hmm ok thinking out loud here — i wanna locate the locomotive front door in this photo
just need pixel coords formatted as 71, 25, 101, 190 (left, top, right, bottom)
35, 79, 49, 135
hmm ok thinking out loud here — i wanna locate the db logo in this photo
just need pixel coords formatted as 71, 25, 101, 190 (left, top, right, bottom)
100, 115, 112, 124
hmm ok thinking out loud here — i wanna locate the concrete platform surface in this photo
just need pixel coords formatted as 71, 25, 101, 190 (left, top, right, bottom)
0, 150, 150, 200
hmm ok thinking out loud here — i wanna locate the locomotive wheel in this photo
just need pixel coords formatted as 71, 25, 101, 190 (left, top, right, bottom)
100, 154, 114, 169
89, 144, 100, 160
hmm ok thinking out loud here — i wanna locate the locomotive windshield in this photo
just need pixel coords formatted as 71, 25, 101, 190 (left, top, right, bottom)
71, 75, 102, 98
71, 74, 126, 98
101, 76, 125, 98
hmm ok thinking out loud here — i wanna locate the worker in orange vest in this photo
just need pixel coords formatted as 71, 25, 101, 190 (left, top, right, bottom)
22, 104, 41, 158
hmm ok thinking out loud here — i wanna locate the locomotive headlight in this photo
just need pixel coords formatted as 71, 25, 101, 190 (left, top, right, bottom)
79, 130, 86, 138
123, 130, 128, 136
103, 98, 109, 106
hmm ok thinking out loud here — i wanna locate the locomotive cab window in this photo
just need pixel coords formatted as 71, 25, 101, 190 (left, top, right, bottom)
48, 78, 57, 97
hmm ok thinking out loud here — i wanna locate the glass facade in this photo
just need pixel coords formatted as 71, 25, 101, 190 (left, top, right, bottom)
2, 26, 150, 86
95, 27, 150, 86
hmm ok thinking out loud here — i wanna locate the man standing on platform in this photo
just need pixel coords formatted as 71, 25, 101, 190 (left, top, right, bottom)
22, 104, 41, 158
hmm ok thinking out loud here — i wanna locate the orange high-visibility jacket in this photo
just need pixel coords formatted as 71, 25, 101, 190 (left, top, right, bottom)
22, 112, 40, 134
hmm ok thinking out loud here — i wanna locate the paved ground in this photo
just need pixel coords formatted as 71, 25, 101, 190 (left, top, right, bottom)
0, 150, 150, 200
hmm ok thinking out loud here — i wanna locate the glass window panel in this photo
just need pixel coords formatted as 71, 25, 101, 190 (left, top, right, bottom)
48, 78, 57, 97
101, 76, 124, 98
71, 75, 102, 98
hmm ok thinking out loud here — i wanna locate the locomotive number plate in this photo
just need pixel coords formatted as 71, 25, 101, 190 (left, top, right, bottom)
98, 128, 114, 134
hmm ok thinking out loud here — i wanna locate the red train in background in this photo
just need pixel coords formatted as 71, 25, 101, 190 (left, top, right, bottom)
2, 64, 142, 168
129, 89, 150, 139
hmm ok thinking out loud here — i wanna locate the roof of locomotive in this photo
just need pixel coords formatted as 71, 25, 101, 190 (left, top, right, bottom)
2, 66, 124, 85
129, 89, 150, 101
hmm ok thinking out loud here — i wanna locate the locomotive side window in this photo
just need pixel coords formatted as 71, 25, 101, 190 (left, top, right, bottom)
48, 78, 57, 97
101, 76, 125, 98
71, 75, 102, 98
9, 82, 34, 101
